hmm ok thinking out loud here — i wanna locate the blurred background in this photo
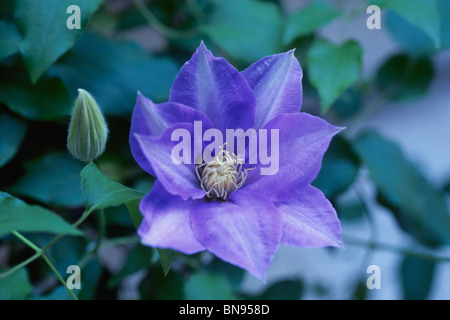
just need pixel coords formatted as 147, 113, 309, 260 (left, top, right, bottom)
0, 0, 449, 300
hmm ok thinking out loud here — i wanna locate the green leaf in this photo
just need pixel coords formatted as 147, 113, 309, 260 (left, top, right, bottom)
439, 0, 450, 49
283, 1, 339, 45
10, 153, 85, 207
313, 136, 360, 199
80, 163, 144, 211
157, 248, 176, 277
400, 256, 435, 300
385, 11, 435, 56
0, 112, 27, 168
371, 0, 441, 49
307, 39, 362, 113
139, 266, 184, 300
201, 0, 283, 63
184, 272, 235, 300
0, 20, 22, 61
0, 68, 73, 121
354, 132, 450, 247
376, 54, 433, 101
243, 279, 303, 300
0, 192, 82, 237
108, 244, 153, 288
0, 268, 33, 300
14, 0, 104, 82
126, 198, 144, 229
50, 33, 179, 116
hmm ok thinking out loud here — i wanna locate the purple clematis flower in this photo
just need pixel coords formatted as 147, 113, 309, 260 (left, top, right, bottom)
129, 43, 342, 280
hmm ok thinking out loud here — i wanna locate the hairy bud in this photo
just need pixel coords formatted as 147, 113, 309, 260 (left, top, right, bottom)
67, 89, 108, 162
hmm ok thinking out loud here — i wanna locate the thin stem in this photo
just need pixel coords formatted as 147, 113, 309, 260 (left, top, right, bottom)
42, 255, 78, 300
10, 230, 78, 300
344, 234, 450, 263
132, 0, 198, 39
12, 231, 41, 253
0, 252, 40, 279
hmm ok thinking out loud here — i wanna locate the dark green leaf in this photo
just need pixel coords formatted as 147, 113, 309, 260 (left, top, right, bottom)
307, 39, 362, 113
80, 163, 144, 211
0, 112, 27, 168
10, 153, 85, 207
108, 244, 153, 288
50, 33, 179, 116
201, 0, 283, 63
14, 0, 104, 82
34, 286, 73, 300
126, 198, 144, 229
313, 136, 360, 199
371, 0, 441, 49
0, 20, 22, 61
184, 272, 235, 300
0, 267, 33, 300
243, 279, 303, 300
206, 258, 245, 291
0, 192, 82, 237
78, 259, 102, 300
157, 248, 176, 277
354, 132, 450, 247
139, 266, 184, 300
283, 1, 339, 45
376, 54, 433, 101
400, 256, 435, 300
0, 69, 73, 121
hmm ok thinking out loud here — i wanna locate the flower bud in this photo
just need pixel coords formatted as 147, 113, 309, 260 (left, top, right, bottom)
67, 89, 108, 162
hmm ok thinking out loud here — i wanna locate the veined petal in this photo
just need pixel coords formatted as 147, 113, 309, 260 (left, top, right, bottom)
244, 113, 342, 197
190, 190, 282, 280
275, 185, 342, 247
138, 181, 204, 254
169, 42, 255, 133
134, 121, 212, 200
242, 50, 303, 129
129, 92, 210, 176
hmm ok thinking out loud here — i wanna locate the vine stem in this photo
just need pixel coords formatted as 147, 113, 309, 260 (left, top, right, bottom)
10, 231, 78, 300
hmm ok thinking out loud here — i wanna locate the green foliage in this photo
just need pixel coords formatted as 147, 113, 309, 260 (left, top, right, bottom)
50, 33, 179, 116
0, 21, 21, 61
201, 0, 283, 63
400, 256, 436, 300
283, 1, 339, 46
0, 268, 33, 300
354, 132, 450, 247
184, 272, 236, 300
80, 163, 143, 211
0, 192, 82, 237
0, 112, 27, 168
14, 0, 104, 82
307, 39, 362, 113
371, 0, 441, 49
376, 54, 434, 101
10, 153, 85, 207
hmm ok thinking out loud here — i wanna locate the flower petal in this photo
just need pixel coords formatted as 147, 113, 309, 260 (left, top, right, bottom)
241, 50, 303, 129
190, 190, 282, 280
169, 42, 255, 133
275, 185, 342, 247
134, 121, 212, 200
138, 181, 204, 254
244, 113, 342, 197
129, 92, 211, 176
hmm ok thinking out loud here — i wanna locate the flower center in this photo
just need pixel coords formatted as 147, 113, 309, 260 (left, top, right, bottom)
196, 145, 251, 200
